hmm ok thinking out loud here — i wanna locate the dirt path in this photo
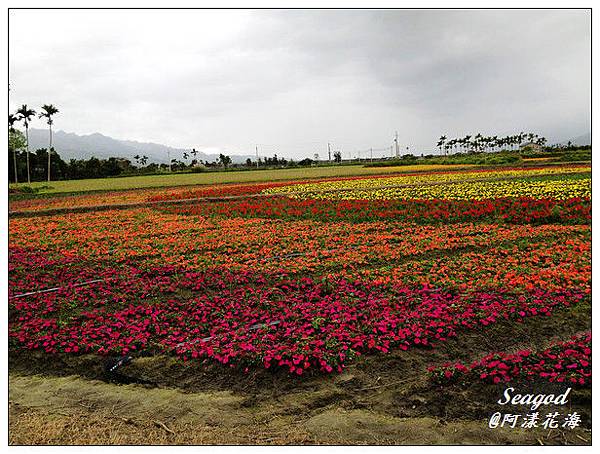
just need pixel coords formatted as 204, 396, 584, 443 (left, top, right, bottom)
11, 372, 587, 445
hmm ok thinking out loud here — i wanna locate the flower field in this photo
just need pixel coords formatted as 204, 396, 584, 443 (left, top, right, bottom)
9, 163, 591, 382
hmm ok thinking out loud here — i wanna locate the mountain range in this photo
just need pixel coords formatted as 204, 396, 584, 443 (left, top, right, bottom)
26, 129, 254, 164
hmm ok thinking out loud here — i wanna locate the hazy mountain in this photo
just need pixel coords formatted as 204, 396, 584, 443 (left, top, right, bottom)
26, 129, 254, 164
549, 131, 591, 146
567, 132, 591, 146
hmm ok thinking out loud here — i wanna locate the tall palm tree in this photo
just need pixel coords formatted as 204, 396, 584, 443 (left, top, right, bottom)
39, 104, 59, 182
9, 113, 20, 183
473, 133, 483, 153
447, 139, 457, 155
463, 135, 472, 153
17, 104, 36, 184
437, 135, 447, 155
437, 136, 447, 152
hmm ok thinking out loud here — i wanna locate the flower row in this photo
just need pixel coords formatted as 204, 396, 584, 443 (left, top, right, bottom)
10, 212, 590, 296
9, 264, 588, 374
266, 176, 591, 201
167, 196, 591, 225
428, 332, 591, 386
263, 165, 590, 199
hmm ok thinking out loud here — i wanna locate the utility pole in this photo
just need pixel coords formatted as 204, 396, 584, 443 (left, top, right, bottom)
394, 131, 400, 158
328, 143, 331, 162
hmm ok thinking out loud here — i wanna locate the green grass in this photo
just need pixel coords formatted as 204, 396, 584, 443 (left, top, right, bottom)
9, 164, 474, 195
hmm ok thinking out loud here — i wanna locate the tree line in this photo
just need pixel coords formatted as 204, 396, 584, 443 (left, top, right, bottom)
7, 140, 316, 182
436, 132, 547, 155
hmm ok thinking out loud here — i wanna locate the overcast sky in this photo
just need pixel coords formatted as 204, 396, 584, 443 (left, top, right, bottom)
9, 9, 591, 159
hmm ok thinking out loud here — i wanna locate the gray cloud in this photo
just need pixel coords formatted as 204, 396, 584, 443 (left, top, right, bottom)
9, 9, 590, 159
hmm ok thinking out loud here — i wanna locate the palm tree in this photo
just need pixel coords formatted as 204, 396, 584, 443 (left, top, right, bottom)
473, 133, 482, 153
39, 104, 59, 182
437, 135, 447, 155
9, 113, 20, 183
8, 113, 18, 132
451, 139, 458, 154
463, 135, 472, 153
17, 104, 36, 184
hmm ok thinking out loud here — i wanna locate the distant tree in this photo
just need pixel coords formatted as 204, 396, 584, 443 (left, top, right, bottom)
38, 104, 59, 181
218, 153, 232, 168
246, 158, 253, 167
16, 104, 36, 183
437, 135, 447, 155
9, 132, 27, 182
473, 133, 482, 153
9, 114, 23, 183
298, 158, 313, 166
140, 155, 148, 166
333, 151, 342, 163
463, 135, 471, 152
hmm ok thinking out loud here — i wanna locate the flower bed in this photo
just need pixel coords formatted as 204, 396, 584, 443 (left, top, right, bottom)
428, 333, 591, 386
9, 261, 588, 374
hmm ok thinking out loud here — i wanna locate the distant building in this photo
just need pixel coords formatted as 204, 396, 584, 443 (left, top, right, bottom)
519, 142, 543, 152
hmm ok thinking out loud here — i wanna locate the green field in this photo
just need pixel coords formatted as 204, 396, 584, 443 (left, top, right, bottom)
9, 164, 474, 195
